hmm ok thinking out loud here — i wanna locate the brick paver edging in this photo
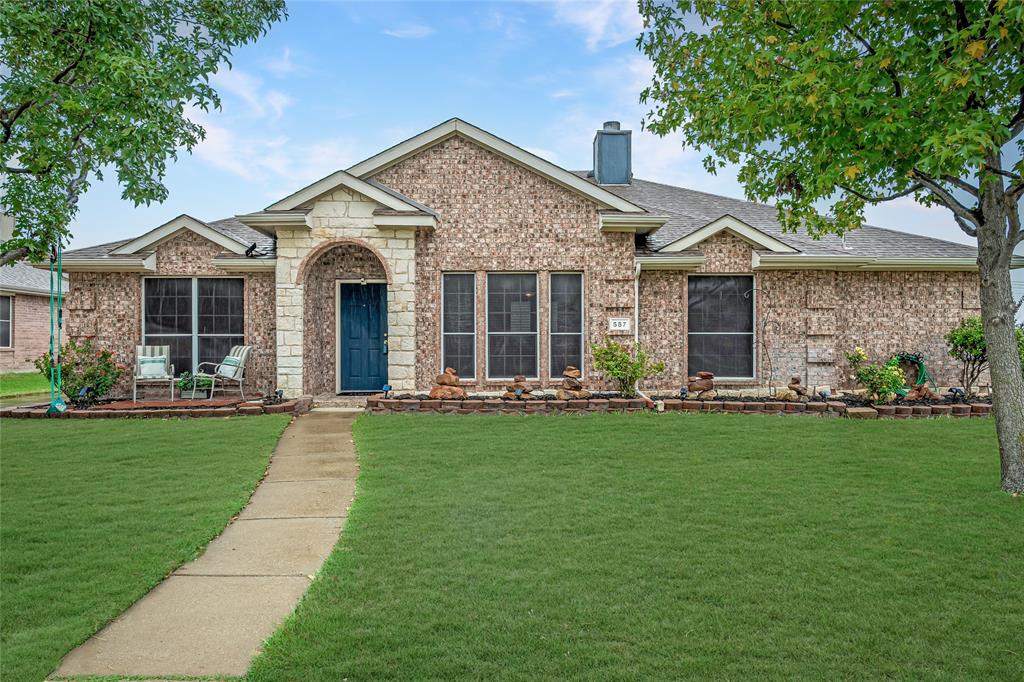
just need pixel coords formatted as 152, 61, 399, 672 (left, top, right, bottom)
0, 396, 313, 420
365, 396, 993, 419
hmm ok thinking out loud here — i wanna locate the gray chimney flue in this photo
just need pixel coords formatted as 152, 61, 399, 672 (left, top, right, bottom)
593, 120, 631, 185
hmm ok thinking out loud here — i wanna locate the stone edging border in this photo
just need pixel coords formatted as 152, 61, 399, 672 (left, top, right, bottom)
366, 396, 993, 419
0, 396, 313, 420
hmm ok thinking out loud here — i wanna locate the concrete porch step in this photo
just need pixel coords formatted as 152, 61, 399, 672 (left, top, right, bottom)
313, 394, 371, 409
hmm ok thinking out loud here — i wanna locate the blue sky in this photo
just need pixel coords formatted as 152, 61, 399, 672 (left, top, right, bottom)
72, 0, 1021, 312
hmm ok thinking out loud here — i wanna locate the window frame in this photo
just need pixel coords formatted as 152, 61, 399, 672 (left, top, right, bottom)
0, 295, 12, 348
686, 274, 756, 381
548, 272, 584, 379
141, 276, 245, 376
485, 272, 539, 381
440, 272, 476, 380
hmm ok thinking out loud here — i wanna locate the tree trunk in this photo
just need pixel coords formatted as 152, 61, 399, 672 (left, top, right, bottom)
976, 191, 1024, 494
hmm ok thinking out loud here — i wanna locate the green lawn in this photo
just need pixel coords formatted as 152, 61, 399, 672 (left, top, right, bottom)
250, 413, 1022, 681
0, 416, 291, 682
0, 371, 49, 397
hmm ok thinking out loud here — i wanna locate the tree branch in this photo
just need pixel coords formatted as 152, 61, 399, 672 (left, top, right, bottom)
942, 175, 980, 196
838, 183, 921, 203
910, 168, 982, 228
0, 247, 30, 267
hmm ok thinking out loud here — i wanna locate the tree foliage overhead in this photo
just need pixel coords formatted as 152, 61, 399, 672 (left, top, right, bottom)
638, 0, 1023, 249
0, 0, 287, 264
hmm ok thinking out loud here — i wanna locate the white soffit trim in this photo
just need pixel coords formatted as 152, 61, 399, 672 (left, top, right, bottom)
48, 254, 157, 272
235, 210, 311, 236
111, 214, 248, 256
372, 214, 437, 229
635, 254, 706, 270
661, 215, 799, 254
265, 168, 427, 212
600, 213, 668, 235
212, 258, 276, 272
346, 118, 647, 213
753, 252, 989, 271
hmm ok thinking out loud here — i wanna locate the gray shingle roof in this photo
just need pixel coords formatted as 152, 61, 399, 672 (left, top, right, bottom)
574, 172, 977, 258
0, 260, 67, 295
63, 217, 276, 260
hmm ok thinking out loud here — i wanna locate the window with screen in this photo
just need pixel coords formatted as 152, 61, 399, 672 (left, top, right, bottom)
144, 278, 243, 375
487, 273, 538, 378
0, 296, 11, 347
549, 273, 583, 377
442, 273, 475, 378
687, 275, 754, 377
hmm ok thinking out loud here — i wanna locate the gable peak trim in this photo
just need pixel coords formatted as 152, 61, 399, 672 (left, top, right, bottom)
265, 168, 427, 213
111, 214, 248, 256
659, 214, 799, 254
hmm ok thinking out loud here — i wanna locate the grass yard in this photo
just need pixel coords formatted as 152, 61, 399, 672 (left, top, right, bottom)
0, 371, 49, 397
0, 415, 291, 682
250, 413, 1022, 681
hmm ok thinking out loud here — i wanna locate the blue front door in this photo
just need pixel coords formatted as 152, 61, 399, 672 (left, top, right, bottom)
339, 283, 387, 392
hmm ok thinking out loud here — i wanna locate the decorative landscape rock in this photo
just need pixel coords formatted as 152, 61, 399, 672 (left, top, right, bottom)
775, 376, 809, 402
555, 365, 592, 400
686, 371, 716, 400
502, 374, 534, 401
428, 367, 467, 400
903, 382, 940, 401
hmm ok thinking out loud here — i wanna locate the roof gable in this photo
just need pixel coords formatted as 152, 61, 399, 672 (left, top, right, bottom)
345, 118, 646, 213
111, 214, 249, 256
266, 168, 437, 213
660, 215, 799, 254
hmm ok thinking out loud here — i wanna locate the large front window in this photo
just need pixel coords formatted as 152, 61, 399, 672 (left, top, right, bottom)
549, 273, 583, 377
441, 273, 475, 378
144, 278, 244, 375
487, 273, 538, 378
687, 275, 754, 378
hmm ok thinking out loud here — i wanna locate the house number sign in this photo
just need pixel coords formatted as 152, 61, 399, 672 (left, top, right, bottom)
608, 317, 631, 333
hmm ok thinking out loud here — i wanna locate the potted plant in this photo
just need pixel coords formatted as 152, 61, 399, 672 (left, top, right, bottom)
177, 372, 213, 399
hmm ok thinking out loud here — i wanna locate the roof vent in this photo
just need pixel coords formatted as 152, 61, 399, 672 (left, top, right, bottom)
593, 121, 631, 185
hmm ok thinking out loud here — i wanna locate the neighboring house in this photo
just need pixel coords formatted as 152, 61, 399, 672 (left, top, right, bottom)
0, 261, 64, 373
56, 118, 1024, 398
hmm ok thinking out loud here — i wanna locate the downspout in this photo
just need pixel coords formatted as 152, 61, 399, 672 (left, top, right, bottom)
633, 261, 656, 409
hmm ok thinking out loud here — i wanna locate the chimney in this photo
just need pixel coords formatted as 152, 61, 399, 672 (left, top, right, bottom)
593, 121, 631, 185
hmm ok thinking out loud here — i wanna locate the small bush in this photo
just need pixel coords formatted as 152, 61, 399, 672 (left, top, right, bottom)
591, 339, 664, 398
846, 347, 904, 404
35, 338, 124, 407
944, 316, 1024, 394
177, 372, 213, 393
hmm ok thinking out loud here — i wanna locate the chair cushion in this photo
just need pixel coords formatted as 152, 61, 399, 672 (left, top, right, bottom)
217, 355, 242, 379
139, 356, 168, 378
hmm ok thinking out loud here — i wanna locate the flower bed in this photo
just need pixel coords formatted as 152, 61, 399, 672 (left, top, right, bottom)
0, 396, 313, 419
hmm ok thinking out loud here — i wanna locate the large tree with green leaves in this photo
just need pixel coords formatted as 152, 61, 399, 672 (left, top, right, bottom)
0, 0, 286, 265
639, 0, 1024, 493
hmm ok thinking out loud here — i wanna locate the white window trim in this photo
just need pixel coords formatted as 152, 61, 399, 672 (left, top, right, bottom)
141, 276, 245, 375
485, 272, 540, 381
0, 295, 12, 348
548, 272, 584, 379
686, 274, 757, 381
440, 273, 476, 380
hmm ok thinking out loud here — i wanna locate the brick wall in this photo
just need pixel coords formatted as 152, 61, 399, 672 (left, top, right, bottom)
302, 243, 388, 395
0, 293, 51, 372
65, 230, 277, 397
373, 134, 635, 390
637, 232, 982, 391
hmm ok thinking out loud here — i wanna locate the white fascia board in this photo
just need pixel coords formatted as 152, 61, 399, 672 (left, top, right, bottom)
0, 285, 51, 296
600, 214, 668, 235
235, 211, 311, 236
372, 214, 437, 229
54, 254, 157, 272
212, 258, 276, 272
346, 118, 647, 214
636, 254, 706, 270
754, 252, 983, 271
661, 215, 799, 254
1014, 256, 1024, 270
112, 215, 247, 256
265, 169, 424, 212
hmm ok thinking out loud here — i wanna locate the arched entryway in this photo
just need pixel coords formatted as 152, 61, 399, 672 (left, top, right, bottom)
301, 241, 390, 395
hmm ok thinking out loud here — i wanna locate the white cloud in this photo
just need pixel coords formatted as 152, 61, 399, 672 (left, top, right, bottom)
210, 67, 292, 121
550, 89, 577, 99
264, 47, 296, 78
383, 24, 434, 39
552, 0, 643, 51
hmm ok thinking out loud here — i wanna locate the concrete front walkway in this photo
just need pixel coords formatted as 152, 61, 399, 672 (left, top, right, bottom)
53, 410, 359, 680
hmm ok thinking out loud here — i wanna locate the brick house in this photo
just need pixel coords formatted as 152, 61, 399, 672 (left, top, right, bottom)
58, 118, 1024, 398
0, 260, 65, 373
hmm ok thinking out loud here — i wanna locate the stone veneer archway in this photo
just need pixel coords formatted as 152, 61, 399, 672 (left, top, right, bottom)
273, 187, 417, 397
301, 242, 389, 395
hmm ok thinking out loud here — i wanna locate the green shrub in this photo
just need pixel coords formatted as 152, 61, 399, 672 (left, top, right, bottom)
177, 372, 213, 393
35, 338, 124, 407
845, 347, 905, 404
591, 339, 664, 398
944, 316, 1024, 394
